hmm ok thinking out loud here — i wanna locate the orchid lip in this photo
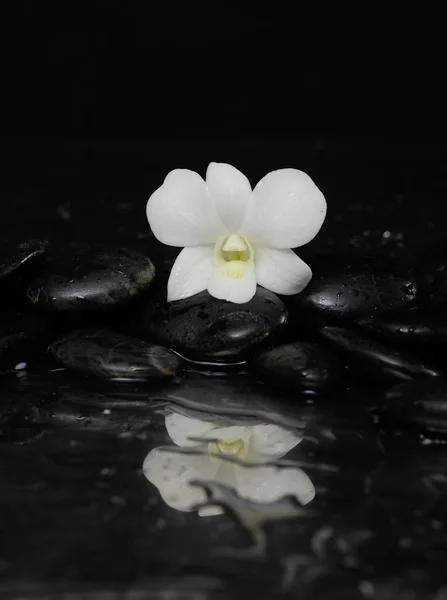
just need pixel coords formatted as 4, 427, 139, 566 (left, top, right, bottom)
213, 234, 254, 280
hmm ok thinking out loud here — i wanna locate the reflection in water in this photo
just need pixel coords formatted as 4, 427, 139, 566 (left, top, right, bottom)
143, 411, 315, 516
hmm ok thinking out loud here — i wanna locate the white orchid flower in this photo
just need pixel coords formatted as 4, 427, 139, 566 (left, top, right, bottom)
146, 163, 326, 304
143, 412, 315, 517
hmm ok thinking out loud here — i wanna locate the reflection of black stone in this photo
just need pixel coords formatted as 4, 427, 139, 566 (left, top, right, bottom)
192, 480, 309, 551
146, 371, 313, 430
356, 311, 447, 346
251, 341, 344, 393
382, 378, 447, 434
0, 310, 50, 368
0, 239, 49, 284
320, 326, 440, 383
51, 328, 181, 379
132, 287, 288, 363
0, 370, 162, 439
26, 246, 155, 310
288, 255, 418, 322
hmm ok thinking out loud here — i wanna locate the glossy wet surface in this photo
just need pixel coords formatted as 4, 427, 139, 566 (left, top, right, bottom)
2, 137, 447, 599
1, 360, 446, 599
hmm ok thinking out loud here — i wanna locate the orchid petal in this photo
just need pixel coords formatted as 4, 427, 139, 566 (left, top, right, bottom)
207, 265, 257, 304
165, 412, 216, 447
234, 465, 315, 506
147, 169, 225, 247
240, 168, 326, 249
198, 505, 224, 517
167, 246, 214, 302
247, 424, 303, 460
143, 448, 218, 512
254, 248, 312, 296
206, 162, 252, 232
197, 461, 239, 517
157, 481, 207, 513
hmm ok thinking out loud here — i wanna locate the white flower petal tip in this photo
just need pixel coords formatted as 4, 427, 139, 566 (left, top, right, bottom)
241, 168, 326, 250
255, 248, 312, 296
167, 246, 214, 302
146, 163, 326, 303
206, 162, 252, 232
198, 505, 224, 517
146, 169, 225, 247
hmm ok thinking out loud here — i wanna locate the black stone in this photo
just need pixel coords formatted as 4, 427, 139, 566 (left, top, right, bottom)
26, 246, 155, 311
289, 255, 418, 322
50, 328, 181, 379
131, 287, 288, 363
320, 326, 440, 383
356, 311, 447, 346
0, 239, 48, 283
251, 341, 344, 393
0, 311, 50, 369
382, 378, 447, 434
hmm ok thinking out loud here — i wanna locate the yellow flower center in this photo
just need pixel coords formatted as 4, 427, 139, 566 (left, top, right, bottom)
213, 234, 254, 279
208, 436, 249, 461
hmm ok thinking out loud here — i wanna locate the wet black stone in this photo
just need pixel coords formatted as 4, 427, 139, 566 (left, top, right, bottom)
0, 239, 48, 284
356, 311, 447, 346
382, 378, 447, 434
132, 287, 288, 363
0, 311, 50, 369
320, 326, 440, 383
251, 341, 344, 393
50, 328, 181, 379
26, 246, 155, 311
289, 255, 418, 322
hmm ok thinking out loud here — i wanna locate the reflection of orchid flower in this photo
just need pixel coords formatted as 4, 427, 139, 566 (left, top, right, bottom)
143, 412, 315, 516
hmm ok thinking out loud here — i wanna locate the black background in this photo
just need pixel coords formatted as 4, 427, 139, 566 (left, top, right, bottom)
3, 6, 447, 597
1, 5, 447, 253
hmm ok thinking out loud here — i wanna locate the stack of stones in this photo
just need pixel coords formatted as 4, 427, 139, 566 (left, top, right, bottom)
2, 239, 447, 434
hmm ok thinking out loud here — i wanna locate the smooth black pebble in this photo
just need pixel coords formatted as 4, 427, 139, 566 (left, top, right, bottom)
382, 378, 447, 434
26, 246, 155, 310
251, 341, 344, 393
356, 311, 447, 346
0, 311, 50, 369
50, 328, 181, 379
320, 326, 440, 383
133, 287, 288, 363
290, 255, 418, 322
